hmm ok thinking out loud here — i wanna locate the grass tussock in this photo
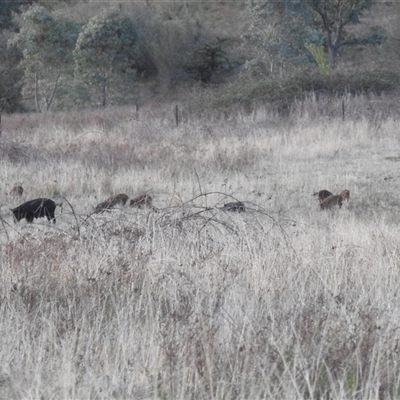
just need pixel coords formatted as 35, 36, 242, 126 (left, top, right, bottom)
1, 97, 400, 398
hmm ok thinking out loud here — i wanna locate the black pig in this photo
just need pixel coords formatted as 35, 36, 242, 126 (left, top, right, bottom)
11, 198, 57, 224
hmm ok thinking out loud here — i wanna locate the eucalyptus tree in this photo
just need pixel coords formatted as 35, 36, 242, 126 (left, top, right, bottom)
304, 0, 386, 68
74, 12, 141, 107
0, 0, 33, 112
0, 0, 33, 32
0, 38, 23, 112
9, 5, 80, 112
248, 0, 385, 71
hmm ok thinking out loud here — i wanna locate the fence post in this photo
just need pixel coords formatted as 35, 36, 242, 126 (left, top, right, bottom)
342, 99, 345, 122
175, 105, 179, 127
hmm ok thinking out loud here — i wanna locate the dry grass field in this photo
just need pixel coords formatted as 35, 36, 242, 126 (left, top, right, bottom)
1, 95, 400, 399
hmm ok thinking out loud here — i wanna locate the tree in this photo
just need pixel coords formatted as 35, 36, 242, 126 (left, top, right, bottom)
248, 0, 386, 71
305, 0, 385, 68
0, 0, 33, 32
9, 5, 80, 112
74, 12, 141, 107
185, 37, 231, 84
0, 35, 24, 112
0, 0, 33, 111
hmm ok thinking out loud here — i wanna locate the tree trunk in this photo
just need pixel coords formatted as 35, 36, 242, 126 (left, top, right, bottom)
326, 43, 338, 69
100, 69, 107, 107
45, 71, 61, 112
34, 71, 41, 112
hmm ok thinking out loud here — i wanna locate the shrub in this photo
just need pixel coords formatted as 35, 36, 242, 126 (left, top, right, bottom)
207, 69, 400, 112
185, 37, 232, 84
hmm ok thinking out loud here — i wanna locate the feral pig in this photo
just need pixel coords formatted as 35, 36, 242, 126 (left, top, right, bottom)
220, 201, 246, 212
95, 193, 129, 213
320, 195, 343, 210
11, 198, 57, 223
95, 201, 113, 213
10, 186, 24, 196
320, 190, 350, 210
130, 193, 153, 209
313, 190, 333, 204
105, 193, 129, 206
338, 189, 350, 201
319, 189, 351, 210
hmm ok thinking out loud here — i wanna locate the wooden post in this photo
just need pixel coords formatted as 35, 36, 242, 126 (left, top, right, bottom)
0, 113, 2, 138
175, 105, 179, 127
135, 103, 139, 120
342, 99, 345, 122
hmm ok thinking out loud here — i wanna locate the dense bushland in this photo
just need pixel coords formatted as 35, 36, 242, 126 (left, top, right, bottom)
0, 0, 399, 112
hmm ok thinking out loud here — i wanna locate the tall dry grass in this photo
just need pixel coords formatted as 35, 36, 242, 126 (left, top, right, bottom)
1, 95, 400, 398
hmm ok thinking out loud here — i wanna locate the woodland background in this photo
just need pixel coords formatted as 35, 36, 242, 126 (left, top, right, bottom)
0, 0, 399, 114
